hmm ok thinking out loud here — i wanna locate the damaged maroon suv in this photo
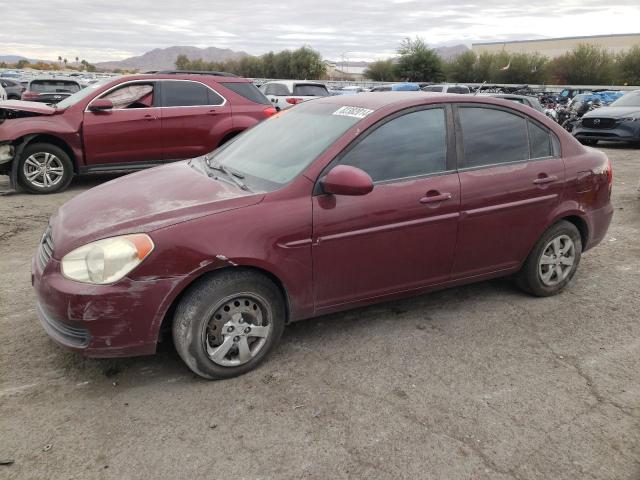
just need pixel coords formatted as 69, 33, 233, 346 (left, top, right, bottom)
0, 71, 276, 193
33, 93, 613, 379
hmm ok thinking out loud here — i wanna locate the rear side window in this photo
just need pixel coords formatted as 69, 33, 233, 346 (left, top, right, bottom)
30, 80, 80, 93
161, 80, 222, 107
293, 84, 329, 96
447, 86, 469, 94
459, 107, 529, 168
340, 108, 447, 182
528, 121, 552, 158
220, 82, 270, 105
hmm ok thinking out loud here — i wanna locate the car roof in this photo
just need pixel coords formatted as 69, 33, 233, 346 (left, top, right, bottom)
264, 80, 326, 87
310, 91, 555, 115
104, 74, 253, 84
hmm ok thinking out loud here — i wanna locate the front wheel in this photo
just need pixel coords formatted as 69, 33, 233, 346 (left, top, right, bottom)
172, 270, 286, 379
516, 221, 582, 297
18, 143, 73, 194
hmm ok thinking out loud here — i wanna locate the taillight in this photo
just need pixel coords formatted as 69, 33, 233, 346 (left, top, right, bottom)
263, 106, 277, 117
606, 156, 613, 188
285, 97, 304, 105
22, 91, 39, 100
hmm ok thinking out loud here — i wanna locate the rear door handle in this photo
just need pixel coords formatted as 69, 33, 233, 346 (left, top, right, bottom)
533, 175, 558, 185
419, 192, 452, 204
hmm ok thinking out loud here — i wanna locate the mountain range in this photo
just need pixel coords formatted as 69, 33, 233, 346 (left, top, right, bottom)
94, 46, 249, 72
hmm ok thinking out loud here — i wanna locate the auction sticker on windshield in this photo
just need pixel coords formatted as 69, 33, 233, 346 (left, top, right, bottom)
332, 106, 374, 119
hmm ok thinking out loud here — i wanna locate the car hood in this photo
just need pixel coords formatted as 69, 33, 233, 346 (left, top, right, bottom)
50, 160, 264, 257
583, 106, 640, 119
0, 100, 57, 115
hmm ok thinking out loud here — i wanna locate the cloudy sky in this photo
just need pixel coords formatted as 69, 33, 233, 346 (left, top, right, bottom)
2, 0, 640, 62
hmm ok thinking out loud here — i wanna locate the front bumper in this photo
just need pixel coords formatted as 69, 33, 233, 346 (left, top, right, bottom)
32, 253, 183, 358
573, 121, 640, 143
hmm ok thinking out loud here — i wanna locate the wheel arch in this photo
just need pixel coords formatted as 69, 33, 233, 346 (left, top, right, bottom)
156, 265, 292, 346
20, 134, 78, 171
217, 129, 243, 148
561, 215, 589, 251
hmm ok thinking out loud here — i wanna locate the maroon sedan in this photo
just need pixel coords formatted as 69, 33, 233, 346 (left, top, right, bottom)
32, 92, 613, 379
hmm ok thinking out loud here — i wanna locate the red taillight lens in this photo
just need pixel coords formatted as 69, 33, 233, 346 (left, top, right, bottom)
263, 106, 277, 117
285, 97, 304, 105
22, 91, 38, 100
606, 156, 613, 187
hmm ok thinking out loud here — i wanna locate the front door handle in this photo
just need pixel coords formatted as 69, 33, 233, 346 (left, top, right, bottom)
143, 114, 157, 121
419, 192, 452, 204
533, 174, 558, 185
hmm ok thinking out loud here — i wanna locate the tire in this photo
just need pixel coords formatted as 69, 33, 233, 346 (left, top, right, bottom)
172, 270, 286, 379
18, 143, 73, 194
516, 220, 582, 297
579, 138, 598, 146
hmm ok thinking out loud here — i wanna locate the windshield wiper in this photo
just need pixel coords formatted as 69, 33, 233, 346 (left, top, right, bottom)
205, 157, 250, 191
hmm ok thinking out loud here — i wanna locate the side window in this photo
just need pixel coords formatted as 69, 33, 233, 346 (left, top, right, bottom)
161, 81, 211, 107
340, 108, 447, 183
262, 84, 274, 95
459, 107, 529, 168
528, 121, 552, 158
102, 83, 154, 109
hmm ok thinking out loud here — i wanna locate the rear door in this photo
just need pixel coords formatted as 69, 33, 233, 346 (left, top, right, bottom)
452, 104, 565, 278
312, 106, 461, 310
160, 80, 231, 160
83, 81, 163, 166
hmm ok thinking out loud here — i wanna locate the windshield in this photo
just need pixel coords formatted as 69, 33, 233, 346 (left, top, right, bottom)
204, 103, 367, 190
611, 91, 640, 107
56, 79, 110, 109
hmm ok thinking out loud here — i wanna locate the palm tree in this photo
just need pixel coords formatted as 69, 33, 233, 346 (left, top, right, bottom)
58, 55, 62, 67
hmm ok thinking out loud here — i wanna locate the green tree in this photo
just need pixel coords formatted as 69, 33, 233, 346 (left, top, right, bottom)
395, 37, 444, 82
547, 43, 615, 84
617, 44, 640, 85
364, 59, 397, 81
15, 59, 30, 69
445, 51, 477, 82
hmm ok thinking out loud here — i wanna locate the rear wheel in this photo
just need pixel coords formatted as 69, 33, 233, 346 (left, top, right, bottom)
18, 143, 73, 194
172, 270, 286, 379
516, 221, 582, 297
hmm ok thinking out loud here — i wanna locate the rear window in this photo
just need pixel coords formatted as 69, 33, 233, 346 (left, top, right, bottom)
221, 82, 270, 105
30, 80, 81, 94
293, 84, 329, 97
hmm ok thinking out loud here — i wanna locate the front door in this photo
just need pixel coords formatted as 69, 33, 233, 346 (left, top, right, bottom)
452, 104, 566, 278
83, 81, 162, 166
312, 106, 460, 310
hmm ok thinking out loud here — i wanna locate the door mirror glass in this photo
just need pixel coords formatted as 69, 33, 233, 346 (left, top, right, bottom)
322, 165, 373, 196
88, 99, 114, 111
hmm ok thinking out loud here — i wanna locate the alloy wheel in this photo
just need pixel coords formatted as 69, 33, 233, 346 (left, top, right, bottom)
22, 152, 65, 189
538, 234, 576, 286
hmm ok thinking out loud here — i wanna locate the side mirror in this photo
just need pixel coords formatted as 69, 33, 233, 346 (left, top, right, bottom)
322, 165, 373, 196
88, 99, 114, 112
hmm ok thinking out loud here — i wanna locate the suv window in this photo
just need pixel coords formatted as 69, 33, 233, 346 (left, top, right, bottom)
340, 108, 447, 182
102, 82, 154, 109
30, 80, 81, 94
528, 121, 552, 158
161, 80, 221, 107
293, 84, 329, 96
459, 106, 529, 168
422, 85, 444, 92
220, 82, 270, 105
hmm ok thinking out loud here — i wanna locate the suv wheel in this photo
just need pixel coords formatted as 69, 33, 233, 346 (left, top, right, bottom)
579, 138, 598, 146
172, 270, 286, 379
516, 220, 582, 297
18, 143, 73, 194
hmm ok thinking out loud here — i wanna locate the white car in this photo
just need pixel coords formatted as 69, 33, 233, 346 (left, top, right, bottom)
422, 84, 470, 94
259, 80, 330, 110
0, 84, 6, 101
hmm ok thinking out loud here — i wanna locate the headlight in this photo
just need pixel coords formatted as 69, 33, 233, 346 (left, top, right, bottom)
61, 234, 154, 284
621, 116, 639, 122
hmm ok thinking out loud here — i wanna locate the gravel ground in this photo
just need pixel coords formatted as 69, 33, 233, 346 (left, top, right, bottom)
1, 144, 639, 480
